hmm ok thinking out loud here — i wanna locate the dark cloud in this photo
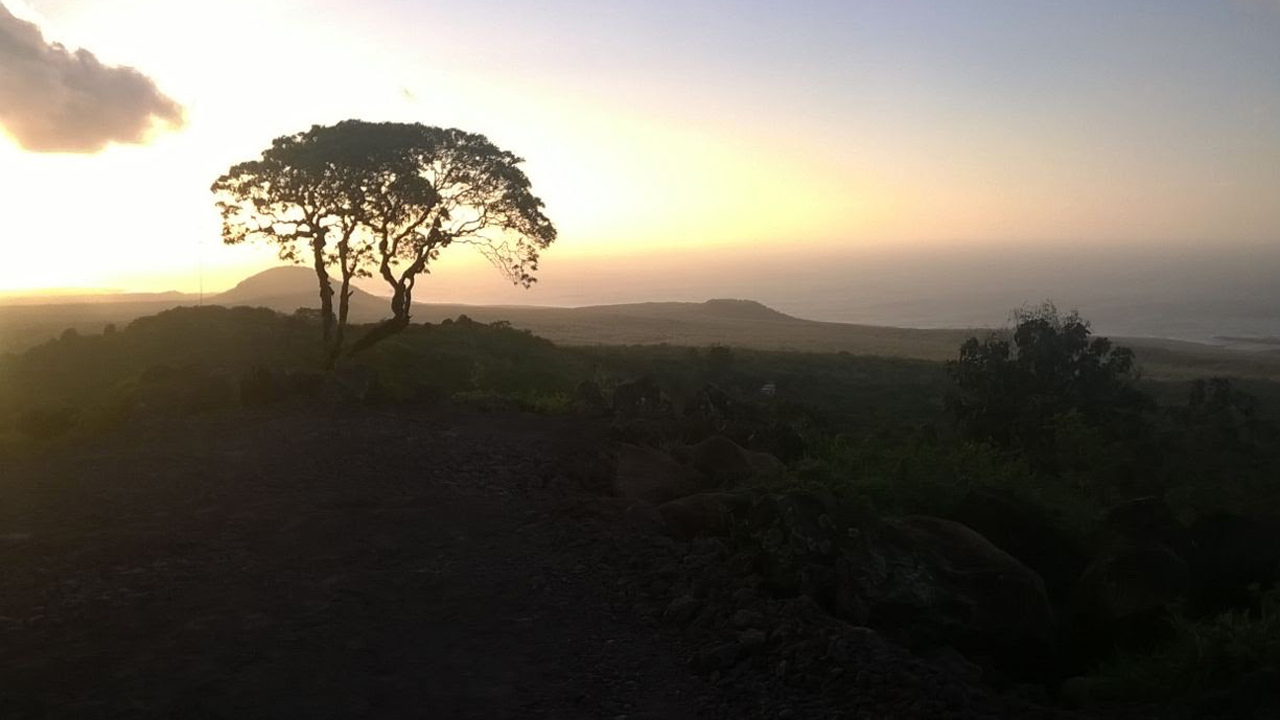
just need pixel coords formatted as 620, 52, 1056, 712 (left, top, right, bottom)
0, 2, 184, 153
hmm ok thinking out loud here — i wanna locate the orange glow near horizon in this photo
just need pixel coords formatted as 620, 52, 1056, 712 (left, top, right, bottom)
2, 0, 1278, 297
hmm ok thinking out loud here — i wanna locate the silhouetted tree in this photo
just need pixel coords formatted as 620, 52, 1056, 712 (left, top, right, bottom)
339, 122, 556, 356
212, 129, 364, 362
946, 303, 1150, 472
1162, 378, 1279, 503
211, 120, 554, 365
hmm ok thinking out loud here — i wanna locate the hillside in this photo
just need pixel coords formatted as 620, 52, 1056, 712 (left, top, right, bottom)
215, 267, 390, 322
3, 266, 1280, 380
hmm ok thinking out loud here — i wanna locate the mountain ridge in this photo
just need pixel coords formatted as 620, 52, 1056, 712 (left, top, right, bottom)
4, 266, 1280, 380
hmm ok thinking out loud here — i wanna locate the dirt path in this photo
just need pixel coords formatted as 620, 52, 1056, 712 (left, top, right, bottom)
0, 407, 720, 719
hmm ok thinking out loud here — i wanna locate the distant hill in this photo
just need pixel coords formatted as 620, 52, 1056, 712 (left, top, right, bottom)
215, 267, 390, 322
3, 266, 1280, 380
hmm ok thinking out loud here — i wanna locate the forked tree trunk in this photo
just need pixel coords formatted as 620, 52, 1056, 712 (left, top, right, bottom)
346, 283, 411, 358
311, 236, 336, 347
326, 242, 357, 369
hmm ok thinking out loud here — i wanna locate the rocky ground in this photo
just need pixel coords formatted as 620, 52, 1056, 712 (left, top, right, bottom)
2, 405, 1091, 719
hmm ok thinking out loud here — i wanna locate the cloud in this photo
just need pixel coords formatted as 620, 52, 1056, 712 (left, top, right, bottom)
0, 2, 184, 153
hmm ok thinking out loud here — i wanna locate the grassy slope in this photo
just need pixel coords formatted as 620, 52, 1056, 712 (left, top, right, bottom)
7, 296, 1277, 381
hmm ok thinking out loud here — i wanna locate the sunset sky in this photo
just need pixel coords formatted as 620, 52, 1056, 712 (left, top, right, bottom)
2, 0, 1278, 303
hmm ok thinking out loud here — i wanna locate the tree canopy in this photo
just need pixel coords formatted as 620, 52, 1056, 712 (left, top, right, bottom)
946, 303, 1149, 472
211, 120, 556, 365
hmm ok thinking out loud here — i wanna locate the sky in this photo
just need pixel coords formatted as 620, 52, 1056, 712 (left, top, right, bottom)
1, 0, 1279, 310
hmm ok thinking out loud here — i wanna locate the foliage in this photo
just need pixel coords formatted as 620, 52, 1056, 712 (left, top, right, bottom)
793, 429, 1097, 541
947, 303, 1151, 474
211, 120, 556, 363
1159, 377, 1280, 516
1088, 589, 1280, 703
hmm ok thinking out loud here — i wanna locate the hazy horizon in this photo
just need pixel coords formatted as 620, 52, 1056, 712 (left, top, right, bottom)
4, 239, 1277, 345
4, 0, 1280, 303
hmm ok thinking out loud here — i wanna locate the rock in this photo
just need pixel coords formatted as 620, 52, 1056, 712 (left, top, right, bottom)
1058, 676, 1099, 710
746, 450, 785, 475
613, 444, 709, 504
1072, 542, 1189, 651
693, 642, 741, 672
743, 489, 866, 600
657, 492, 754, 539
608, 418, 666, 447
923, 646, 983, 686
732, 609, 767, 629
1098, 496, 1185, 550
953, 488, 1089, 600
854, 516, 1057, 671
738, 628, 768, 651
1187, 513, 1280, 612
664, 596, 703, 626
622, 502, 668, 533
559, 497, 667, 534
1075, 543, 1189, 622
741, 490, 1056, 677
731, 588, 759, 607
673, 435, 785, 486
678, 435, 755, 482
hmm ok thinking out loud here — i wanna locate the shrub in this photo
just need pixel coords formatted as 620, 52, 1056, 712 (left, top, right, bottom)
1086, 589, 1280, 703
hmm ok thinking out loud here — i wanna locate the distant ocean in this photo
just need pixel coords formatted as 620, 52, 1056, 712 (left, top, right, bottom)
415, 242, 1280, 349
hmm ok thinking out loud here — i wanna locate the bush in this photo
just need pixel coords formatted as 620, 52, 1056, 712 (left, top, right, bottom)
1086, 589, 1280, 704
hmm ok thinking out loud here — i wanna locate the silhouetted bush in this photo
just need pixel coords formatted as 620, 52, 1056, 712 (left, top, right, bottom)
1084, 589, 1280, 705
947, 303, 1151, 475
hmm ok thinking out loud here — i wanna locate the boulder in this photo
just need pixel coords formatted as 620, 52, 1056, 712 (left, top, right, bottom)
1187, 513, 1280, 612
1072, 542, 1189, 650
743, 489, 866, 602
677, 435, 756, 481
1098, 496, 1186, 550
608, 417, 666, 447
953, 488, 1089, 600
613, 443, 709, 504
847, 516, 1057, 666
558, 496, 667, 534
747, 449, 785, 474
658, 492, 755, 539
671, 435, 782, 485
740, 491, 1056, 675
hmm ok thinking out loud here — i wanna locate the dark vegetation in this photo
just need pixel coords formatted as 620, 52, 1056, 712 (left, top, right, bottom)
3, 303, 1280, 717
211, 121, 555, 366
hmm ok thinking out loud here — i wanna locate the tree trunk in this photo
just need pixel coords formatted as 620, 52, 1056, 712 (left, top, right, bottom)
326, 241, 356, 369
311, 237, 335, 345
345, 309, 409, 358
350, 247, 429, 358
